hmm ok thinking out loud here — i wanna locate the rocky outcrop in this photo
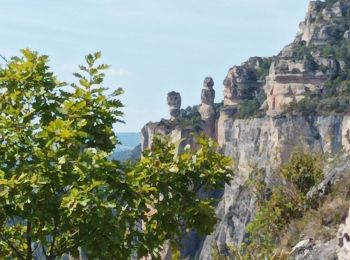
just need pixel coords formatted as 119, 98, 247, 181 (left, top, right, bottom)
199, 115, 350, 259
264, 59, 330, 116
167, 91, 181, 120
198, 77, 216, 138
291, 206, 350, 260
298, 0, 344, 46
141, 93, 201, 153
263, 0, 350, 116
141, 121, 198, 153
222, 57, 266, 106
338, 207, 350, 259
141, 122, 169, 151
292, 239, 338, 260
139, 1, 350, 259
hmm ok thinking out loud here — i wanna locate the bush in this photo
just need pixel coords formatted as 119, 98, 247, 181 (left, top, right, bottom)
221, 152, 323, 259
281, 152, 323, 195
239, 99, 260, 118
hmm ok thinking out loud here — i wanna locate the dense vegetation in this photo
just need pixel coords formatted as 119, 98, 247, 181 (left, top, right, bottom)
0, 50, 234, 259
235, 58, 272, 119
238, 92, 267, 119
212, 152, 324, 259
286, 2, 350, 116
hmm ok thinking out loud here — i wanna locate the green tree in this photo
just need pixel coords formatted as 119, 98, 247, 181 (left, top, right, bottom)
0, 50, 233, 259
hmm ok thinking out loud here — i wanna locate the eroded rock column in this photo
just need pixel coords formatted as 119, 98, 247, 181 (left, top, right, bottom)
167, 91, 181, 120
198, 77, 216, 138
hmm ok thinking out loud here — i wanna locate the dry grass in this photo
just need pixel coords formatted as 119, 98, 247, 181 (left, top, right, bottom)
279, 175, 350, 250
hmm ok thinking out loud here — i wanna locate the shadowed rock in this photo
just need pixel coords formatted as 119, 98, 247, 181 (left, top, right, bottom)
198, 77, 216, 137
167, 91, 181, 120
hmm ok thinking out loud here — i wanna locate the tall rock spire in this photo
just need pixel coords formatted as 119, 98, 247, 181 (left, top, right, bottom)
198, 77, 216, 138
167, 91, 181, 121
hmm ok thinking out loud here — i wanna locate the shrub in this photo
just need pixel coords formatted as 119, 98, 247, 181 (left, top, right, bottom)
239, 99, 260, 118
222, 152, 324, 259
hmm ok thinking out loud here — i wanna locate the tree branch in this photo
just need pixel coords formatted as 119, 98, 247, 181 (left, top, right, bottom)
42, 245, 49, 259
48, 218, 58, 259
0, 231, 25, 260
26, 221, 32, 260
0, 53, 8, 63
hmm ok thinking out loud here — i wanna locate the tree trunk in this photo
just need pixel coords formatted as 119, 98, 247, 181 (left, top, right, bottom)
26, 221, 32, 260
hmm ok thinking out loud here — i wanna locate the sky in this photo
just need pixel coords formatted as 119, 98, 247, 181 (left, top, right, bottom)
0, 0, 310, 132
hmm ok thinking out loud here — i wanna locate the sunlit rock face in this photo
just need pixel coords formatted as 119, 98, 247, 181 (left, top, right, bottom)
264, 59, 328, 116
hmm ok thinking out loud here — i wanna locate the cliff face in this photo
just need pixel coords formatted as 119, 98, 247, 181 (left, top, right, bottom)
200, 115, 350, 259
140, 1, 350, 259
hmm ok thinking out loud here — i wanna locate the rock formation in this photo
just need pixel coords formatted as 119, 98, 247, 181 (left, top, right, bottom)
338, 207, 350, 260
263, 0, 350, 116
264, 59, 329, 116
218, 57, 270, 143
141, 92, 201, 153
198, 77, 216, 138
199, 115, 350, 259
167, 91, 181, 120
223, 57, 266, 107
298, 0, 343, 46
140, 0, 350, 258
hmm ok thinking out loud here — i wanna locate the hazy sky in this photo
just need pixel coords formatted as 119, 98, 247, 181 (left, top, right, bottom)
0, 0, 310, 132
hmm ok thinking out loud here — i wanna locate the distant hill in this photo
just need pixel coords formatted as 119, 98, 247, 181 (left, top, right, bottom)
112, 132, 141, 161
116, 132, 140, 149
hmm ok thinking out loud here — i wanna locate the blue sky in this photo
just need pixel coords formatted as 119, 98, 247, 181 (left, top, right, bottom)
0, 0, 309, 132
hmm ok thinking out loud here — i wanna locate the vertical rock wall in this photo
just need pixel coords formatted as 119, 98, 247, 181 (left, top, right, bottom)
199, 115, 350, 259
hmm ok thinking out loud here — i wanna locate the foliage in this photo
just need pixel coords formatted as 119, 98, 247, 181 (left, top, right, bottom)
178, 105, 203, 129
128, 135, 234, 257
158, 105, 204, 132
280, 169, 350, 249
0, 50, 234, 259
227, 57, 272, 119
244, 152, 322, 257
256, 58, 272, 81
238, 99, 260, 119
237, 87, 267, 119
281, 152, 323, 195
287, 39, 350, 116
214, 152, 323, 259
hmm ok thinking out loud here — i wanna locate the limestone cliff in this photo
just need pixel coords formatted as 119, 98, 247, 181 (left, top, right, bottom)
140, 1, 350, 259
201, 115, 350, 259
